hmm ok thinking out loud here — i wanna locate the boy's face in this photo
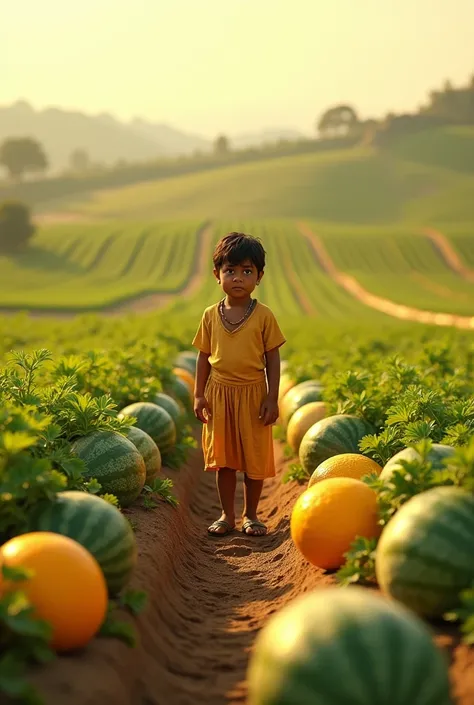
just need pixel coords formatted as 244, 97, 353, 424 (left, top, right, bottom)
214, 258, 264, 299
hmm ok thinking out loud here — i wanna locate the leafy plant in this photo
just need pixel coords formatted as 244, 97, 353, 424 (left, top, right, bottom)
336, 537, 378, 587
0, 565, 54, 705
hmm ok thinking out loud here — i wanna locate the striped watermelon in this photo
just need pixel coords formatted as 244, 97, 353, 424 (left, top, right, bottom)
280, 380, 323, 428
380, 444, 456, 483
153, 392, 183, 430
165, 376, 192, 412
174, 350, 197, 377
376, 486, 474, 618
126, 426, 161, 484
27, 491, 136, 595
119, 402, 176, 456
247, 586, 451, 705
299, 414, 375, 475
72, 431, 146, 507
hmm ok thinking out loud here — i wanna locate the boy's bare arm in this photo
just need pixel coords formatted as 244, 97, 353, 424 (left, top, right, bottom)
194, 351, 212, 423
265, 347, 281, 400
260, 347, 281, 425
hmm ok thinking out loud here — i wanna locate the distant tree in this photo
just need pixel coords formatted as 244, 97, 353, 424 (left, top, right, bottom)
317, 105, 359, 138
0, 201, 36, 252
69, 148, 90, 173
214, 135, 230, 155
423, 76, 474, 124
0, 138, 48, 180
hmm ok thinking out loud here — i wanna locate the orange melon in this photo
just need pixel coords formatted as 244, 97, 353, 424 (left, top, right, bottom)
286, 402, 327, 453
0, 532, 108, 652
291, 478, 380, 570
172, 367, 194, 396
308, 453, 382, 488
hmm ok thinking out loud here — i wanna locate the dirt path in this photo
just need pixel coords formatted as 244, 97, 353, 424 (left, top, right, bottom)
423, 228, 474, 283
27, 440, 474, 705
29, 442, 333, 705
298, 221, 474, 330
0, 223, 213, 319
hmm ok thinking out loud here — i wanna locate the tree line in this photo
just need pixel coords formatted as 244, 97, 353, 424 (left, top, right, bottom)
2, 74, 473, 183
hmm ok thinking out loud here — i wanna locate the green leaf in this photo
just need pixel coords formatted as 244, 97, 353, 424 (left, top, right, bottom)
121, 589, 148, 616
99, 616, 137, 648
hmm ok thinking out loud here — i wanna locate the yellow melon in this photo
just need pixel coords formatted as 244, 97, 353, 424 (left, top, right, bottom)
1, 532, 108, 652
308, 453, 382, 488
287, 402, 327, 454
291, 478, 380, 570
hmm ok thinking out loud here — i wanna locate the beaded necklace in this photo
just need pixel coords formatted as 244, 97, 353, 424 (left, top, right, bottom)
219, 298, 256, 328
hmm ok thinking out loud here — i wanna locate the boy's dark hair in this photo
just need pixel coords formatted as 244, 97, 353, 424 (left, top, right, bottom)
213, 232, 266, 272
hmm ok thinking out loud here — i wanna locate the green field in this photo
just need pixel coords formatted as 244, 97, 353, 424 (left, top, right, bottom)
32, 127, 474, 227
0, 126, 473, 320
315, 223, 474, 315
2, 217, 474, 320
0, 221, 202, 310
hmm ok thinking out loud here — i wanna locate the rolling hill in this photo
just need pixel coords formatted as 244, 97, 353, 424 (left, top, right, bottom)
35, 126, 474, 226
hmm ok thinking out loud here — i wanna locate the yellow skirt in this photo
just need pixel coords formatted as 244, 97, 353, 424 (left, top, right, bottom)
202, 374, 276, 481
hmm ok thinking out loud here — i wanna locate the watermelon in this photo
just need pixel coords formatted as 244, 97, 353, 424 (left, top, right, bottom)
119, 402, 176, 456
280, 380, 323, 428
165, 376, 192, 412
174, 350, 197, 377
27, 491, 136, 595
299, 414, 375, 475
247, 586, 451, 705
153, 392, 183, 430
126, 426, 161, 484
376, 486, 474, 618
72, 431, 146, 507
380, 444, 456, 483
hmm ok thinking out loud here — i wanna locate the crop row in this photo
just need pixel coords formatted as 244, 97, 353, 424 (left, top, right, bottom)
0, 221, 202, 310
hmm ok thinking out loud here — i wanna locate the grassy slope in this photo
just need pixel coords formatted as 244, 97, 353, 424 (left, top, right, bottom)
2, 127, 473, 316
41, 127, 474, 226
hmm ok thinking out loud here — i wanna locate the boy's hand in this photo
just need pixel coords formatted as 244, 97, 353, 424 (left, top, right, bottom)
194, 396, 212, 424
259, 396, 279, 426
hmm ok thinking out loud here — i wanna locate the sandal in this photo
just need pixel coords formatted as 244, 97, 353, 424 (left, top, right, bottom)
207, 519, 235, 536
242, 519, 268, 536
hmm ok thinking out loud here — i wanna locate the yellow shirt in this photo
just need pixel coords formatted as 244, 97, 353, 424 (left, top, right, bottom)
192, 301, 286, 385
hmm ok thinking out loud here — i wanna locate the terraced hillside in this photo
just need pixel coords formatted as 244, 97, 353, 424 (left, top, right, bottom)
0, 221, 204, 310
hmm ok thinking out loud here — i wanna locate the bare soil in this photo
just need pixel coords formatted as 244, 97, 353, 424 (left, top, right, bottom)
17, 442, 474, 705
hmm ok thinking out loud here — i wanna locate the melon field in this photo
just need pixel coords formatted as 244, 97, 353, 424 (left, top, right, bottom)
2, 132, 474, 705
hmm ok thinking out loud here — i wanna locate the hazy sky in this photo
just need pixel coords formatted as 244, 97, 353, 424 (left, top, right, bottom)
3, 0, 473, 137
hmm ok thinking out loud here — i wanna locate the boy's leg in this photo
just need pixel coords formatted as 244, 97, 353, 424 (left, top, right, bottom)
208, 467, 237, 534
242, 475, 266, 536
